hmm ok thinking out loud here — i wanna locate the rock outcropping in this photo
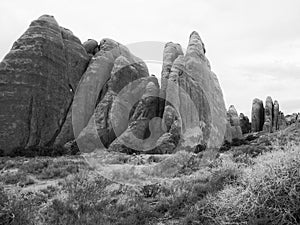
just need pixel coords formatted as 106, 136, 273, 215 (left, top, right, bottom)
0, 15, 90, 153
251, 98, 265, 132
0, 17, 227, 155
251, 97, 286, 133
239, 113, 251, 134
108, 32, 226, 153
226, 105, 243, 140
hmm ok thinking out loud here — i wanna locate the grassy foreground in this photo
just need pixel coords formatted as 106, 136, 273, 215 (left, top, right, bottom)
0, 124, 299, 225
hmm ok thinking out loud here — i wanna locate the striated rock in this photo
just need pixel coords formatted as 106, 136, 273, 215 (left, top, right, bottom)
0, 15, 89, 153
226, 105, 243, 140
263, 96, 274, 132
239, 113, 251, 134
251, 98, 264, 132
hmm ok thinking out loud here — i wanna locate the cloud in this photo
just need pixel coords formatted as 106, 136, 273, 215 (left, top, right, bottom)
0, 0, 299, 118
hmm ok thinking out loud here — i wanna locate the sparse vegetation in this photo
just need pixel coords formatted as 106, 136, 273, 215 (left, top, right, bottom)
0, 124, 299, 225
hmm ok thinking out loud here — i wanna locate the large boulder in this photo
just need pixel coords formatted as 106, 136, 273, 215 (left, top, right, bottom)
263, 96, 274, 132
251, 98, 264, 132
0, 15, 89, 153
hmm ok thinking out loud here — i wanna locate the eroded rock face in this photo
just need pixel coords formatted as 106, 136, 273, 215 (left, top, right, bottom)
263, 96, 274, 132
0, 15, 89, 153
73, 39, 149, 151
226, 105, 243, 140
106, 32, 226, 154
278, 111, 287, 129
251, 98, 265, 132
273, 100, 279, 131
239, 113, 251, 134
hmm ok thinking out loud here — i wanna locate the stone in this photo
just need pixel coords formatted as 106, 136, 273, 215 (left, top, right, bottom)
239, 113, 251, 134
226, 105, 243, 139
251, 98, 264, 132
263, 96, 274, 132
73, 40, 149, 151
273, 100, 279, 131
83, 39, 98, 55
0, 15, 89, 154
109, 77, 163, 153
278, 111, 287, 129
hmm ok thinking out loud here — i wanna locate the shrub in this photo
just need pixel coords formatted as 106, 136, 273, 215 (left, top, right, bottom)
191, 146, 300, 225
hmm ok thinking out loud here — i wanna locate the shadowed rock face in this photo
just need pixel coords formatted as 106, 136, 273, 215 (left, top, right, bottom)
0, 15, 90, 153
239, 113, 251, 134
251, 98, 265, 132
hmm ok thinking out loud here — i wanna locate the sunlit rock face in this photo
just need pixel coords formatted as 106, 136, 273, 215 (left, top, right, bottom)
0, 15, 89, 153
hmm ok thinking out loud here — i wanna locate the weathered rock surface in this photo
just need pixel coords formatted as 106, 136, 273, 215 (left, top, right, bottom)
226, 105, 243, 140
251, 98, 265, 132
263, 96, 274, 132
285, 113, 299, 125
273, 100, 279, 131
83, 39, 98, 55
239, 113, 251, 134
107, 32, 226, 154
0, 15, 89, 153
278, 111, 287, 129
73, 39, 149, 151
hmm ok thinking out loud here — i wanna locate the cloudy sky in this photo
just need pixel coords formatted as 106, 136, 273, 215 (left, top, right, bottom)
1, 0, 299, 117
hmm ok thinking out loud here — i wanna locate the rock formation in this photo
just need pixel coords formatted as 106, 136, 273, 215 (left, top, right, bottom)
239, 113, 251, 134
108, 31, 227, 153
226, 105, 243, 140
0, 15, 90, 153
278, 111, 287, 129
285, 113, 299, 125
0, 18, 227, 155
273, 100, 279, 131
263, 96, 274, 132
251, 98, 265, 132
73, 38, 149, 152
251, 97, 285, 133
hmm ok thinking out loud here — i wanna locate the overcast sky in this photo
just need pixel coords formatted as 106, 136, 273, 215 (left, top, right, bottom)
1, 0, 299, 117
